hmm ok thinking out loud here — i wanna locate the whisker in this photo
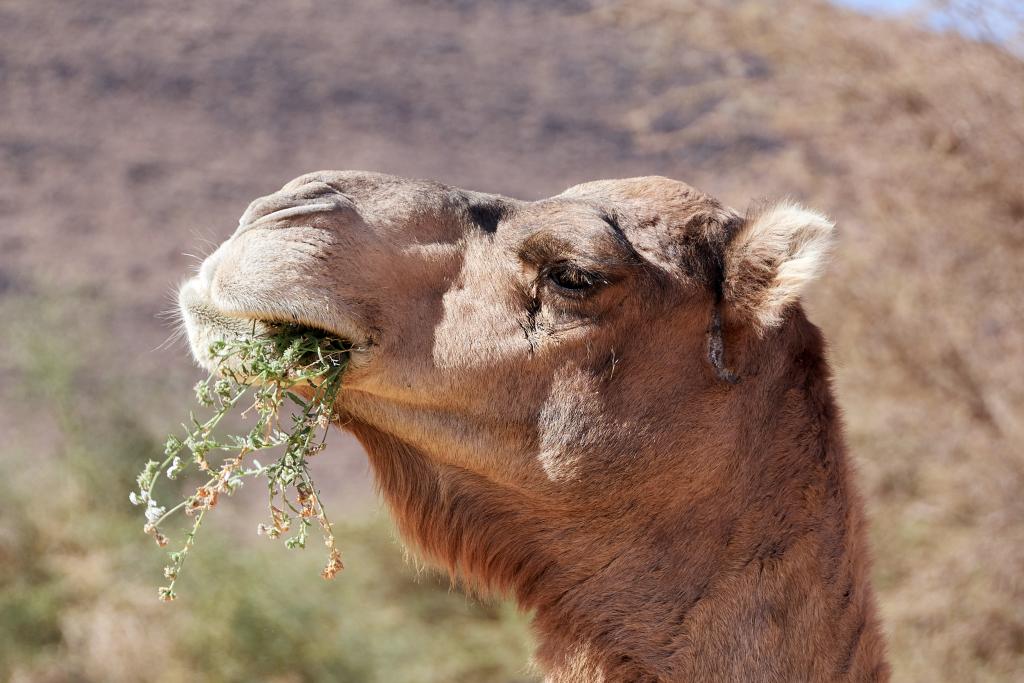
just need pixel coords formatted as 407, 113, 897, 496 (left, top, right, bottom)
192, 235, 220, 251
153, 327, 187, 352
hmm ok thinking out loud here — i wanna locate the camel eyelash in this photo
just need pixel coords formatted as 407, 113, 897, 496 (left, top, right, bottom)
540, 263, 609, 298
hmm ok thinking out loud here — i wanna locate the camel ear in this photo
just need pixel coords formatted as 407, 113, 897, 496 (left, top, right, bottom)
722, 201, 835, 333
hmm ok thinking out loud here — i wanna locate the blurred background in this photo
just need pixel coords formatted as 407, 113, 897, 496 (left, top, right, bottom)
1, 0, 1021, 681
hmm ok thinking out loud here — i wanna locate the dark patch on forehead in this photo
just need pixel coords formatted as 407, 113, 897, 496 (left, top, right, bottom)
466, 197, 507, 234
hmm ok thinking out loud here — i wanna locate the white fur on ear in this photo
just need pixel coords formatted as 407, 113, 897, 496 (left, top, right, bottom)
723, 200, 835, 333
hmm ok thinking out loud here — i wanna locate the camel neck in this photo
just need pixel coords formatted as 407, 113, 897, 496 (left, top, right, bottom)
527, 487, 889, 682
358, 420, 890, 682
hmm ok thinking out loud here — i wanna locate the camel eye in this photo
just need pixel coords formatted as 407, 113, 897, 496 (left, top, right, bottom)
547, 265, 597, 292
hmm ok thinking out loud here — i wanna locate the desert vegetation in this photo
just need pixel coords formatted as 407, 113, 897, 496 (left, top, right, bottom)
134, 326, 350, 601
1, 0, 1021, 681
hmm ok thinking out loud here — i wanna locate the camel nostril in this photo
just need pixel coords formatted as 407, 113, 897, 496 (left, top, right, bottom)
237, 202, 342, 233
235, 182, 353, 234
288, 180, 345, 201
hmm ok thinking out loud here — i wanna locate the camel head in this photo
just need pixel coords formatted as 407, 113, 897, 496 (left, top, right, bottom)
179, 172, 886, 681
180, 169, 833, 534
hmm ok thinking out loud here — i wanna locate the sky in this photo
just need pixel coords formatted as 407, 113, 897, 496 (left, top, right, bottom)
832, 0, 1023, 49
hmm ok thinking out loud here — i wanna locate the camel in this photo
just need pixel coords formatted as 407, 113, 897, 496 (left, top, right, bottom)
179, 171, 889, 682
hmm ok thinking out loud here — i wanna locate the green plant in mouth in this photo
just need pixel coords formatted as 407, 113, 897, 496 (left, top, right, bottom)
132, 325, 350, 602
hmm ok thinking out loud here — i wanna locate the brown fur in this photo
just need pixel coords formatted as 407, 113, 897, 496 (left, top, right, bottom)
180, 171, 889, 682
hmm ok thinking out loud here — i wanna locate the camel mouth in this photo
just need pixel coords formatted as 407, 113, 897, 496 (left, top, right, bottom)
177, 274, 364, 373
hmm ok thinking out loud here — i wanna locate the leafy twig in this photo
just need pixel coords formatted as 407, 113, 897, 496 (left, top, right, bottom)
132, 325, 350, 600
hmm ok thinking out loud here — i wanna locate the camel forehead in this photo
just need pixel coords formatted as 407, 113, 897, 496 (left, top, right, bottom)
512, 198, 616, 232
558, 176, 725, 223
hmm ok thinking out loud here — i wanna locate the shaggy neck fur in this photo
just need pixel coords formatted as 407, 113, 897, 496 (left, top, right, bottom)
350, 312, 888, 683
